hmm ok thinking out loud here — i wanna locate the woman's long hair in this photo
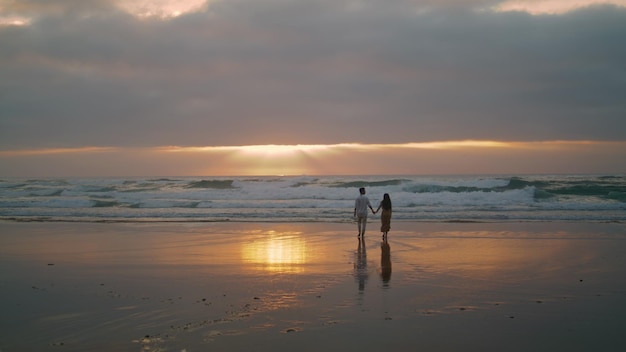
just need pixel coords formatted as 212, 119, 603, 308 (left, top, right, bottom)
381, 193, 392, 211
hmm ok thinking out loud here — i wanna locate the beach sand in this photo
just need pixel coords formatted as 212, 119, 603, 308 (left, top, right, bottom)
1, 221, 625, 352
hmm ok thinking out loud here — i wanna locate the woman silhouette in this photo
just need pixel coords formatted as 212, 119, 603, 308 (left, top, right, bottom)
375, 193, 392, 238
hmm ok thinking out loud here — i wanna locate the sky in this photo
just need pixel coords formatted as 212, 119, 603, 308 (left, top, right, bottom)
1, 0, 625, 176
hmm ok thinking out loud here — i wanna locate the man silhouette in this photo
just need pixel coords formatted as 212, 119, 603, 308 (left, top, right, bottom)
354, 187, 375, 237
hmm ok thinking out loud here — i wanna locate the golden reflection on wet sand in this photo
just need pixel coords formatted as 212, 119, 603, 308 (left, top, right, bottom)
241, 231, 308, 273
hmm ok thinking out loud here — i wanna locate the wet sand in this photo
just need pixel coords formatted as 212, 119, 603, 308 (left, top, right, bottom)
1, 221, 625, 351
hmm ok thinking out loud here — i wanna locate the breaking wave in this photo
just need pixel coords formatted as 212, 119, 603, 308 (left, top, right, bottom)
1, 175, 624, 222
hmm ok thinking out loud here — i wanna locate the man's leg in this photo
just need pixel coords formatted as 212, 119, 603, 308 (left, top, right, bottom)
360, 216, 367, 236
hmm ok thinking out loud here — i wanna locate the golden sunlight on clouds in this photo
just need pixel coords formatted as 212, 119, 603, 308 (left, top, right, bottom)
0, 0, 211, 26
493, 0, 626, 14
163, 141, 516, 154
164, 144, 338, 175
159, 140, 626, 176
1, 141, 625, 176
403, 141, 512, 149
237, 144, 334, 157
115, 0, 210, 18
0, 15, 30, 26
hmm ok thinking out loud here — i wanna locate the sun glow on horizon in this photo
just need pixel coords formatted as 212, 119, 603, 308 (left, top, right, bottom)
161, 140, 520, 154
1, 140, 625, 177
159, 141, 526, 175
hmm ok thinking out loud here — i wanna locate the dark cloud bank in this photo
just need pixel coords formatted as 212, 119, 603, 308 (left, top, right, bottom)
1, 0, 625, 149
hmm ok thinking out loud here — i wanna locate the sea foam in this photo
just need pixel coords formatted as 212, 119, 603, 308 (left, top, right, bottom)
0, 175, 624, 222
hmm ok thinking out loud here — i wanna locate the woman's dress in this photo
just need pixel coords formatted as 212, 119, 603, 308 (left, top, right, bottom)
380, 208, 391, 233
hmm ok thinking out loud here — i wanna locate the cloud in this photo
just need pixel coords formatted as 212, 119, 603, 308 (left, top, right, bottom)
0, 0, 212, 21
493, 0, 626, 15
115, 0, 211, 18
1, 0, 625, 151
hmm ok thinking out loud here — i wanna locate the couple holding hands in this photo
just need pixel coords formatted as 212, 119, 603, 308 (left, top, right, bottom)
353, 187, 392, 238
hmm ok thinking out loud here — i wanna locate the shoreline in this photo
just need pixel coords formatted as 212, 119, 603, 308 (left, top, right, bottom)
2, 217, 624, 224
1, 221, 625, 351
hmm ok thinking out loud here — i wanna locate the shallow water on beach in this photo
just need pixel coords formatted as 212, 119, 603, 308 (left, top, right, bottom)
1, 221, 625, 351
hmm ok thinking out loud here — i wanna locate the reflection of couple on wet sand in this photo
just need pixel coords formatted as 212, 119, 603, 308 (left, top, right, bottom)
353, 187, 393, 289
380, 237, 392, 286
354, 236, 392, 291
353, 187, 392, 239
354, 238, 368, 291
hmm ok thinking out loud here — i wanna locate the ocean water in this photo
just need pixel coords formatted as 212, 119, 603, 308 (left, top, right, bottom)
0, 175, 624, 223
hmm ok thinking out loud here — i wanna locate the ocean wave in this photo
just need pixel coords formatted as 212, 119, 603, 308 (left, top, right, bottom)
0, 198, 93, 208
329, 179, 408, 188
92, 200, 124, 208
501, 177, 550, 190
0, 182, 28, 189
25, 179, 70, 185
1, 175, 625, 222
403, 184, 488, 194
136, 200, 202, 208
78, 185, 118, 193
291, 180, 319, 188
119, 185, 163, 193
186, 180, 236, 189
607, 191, 626, 202
548, 184, 626, 198
148, 178, 184, 182
35, 189, 64, 197
532, 188, 554, 200
400, 177, 531, 194
599, 175, 625, 180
